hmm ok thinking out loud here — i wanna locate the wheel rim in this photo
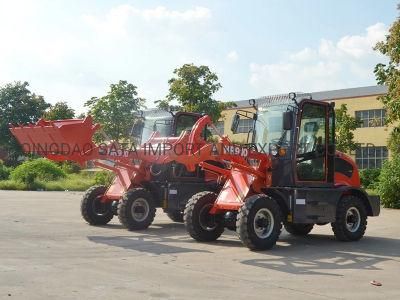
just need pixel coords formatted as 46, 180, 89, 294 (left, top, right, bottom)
131, 198, 150, 222
253, 208, 274, 239
199, 204, 218, 231
92, 195, 108, 216
346, 206, 361, 233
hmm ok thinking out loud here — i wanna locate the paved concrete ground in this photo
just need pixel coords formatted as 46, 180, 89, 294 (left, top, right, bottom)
0, 191, 399, 300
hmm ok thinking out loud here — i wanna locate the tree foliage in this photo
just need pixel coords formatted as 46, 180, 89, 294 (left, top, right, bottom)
359, 168, 381, 189
160, 64, 236, 121
387, 126, 400, 155
44, 101, 75, 120
0, 160, 11, 180
374, 5, 400, 208
335, 104, 360, 152
85, 80, 145, 141
374, 5, 400, 124
377, 155, 400, 208
0, 81, 50, 161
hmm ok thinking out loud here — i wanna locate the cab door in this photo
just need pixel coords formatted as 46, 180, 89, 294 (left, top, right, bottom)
295, 100, 331, 187
292, 100, 337, 223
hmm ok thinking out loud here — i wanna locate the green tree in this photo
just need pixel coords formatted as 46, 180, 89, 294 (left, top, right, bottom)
374, 5, 400, 158
160, 64, 236, 121
335, 104, 360, 152
0, 81, 50, 161
388, 127, 400, 155
377, 155, 400, 208
374, 5, 400, 124
44, 101, 75, 120
77, 112, 86, 119
85, 80, 145, 141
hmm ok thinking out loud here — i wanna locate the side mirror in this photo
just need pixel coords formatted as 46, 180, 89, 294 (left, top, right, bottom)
249, 98, 256, 108
289, 92, 296, 100
131, 120, 144, 137
231, 113, 240, 133
282, 111, 293, 130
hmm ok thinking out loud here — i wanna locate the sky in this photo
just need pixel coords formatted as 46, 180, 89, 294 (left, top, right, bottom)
0, 0, 398, 113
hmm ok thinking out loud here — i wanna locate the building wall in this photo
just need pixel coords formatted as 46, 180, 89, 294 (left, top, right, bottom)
219, 106, 256, 143
327, 95, 393, 158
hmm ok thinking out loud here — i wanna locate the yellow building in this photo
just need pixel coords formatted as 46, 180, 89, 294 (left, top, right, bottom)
219, 85, 389, 169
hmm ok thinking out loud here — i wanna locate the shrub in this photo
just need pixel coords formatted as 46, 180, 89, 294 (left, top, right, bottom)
359, 168, 381, 189
0, 160, 11, 180
377, 155, 400, 209
0, 180, 26, 190
94, 170, 115, 186
60, 161, 81, 174
11, 158, 66, 184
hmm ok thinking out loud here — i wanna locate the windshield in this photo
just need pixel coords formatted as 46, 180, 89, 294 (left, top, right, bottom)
254, 104, 291, 152
175, 114, 200, 136
140, 116, 173, 144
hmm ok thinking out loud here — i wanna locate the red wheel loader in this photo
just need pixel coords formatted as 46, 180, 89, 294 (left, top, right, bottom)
9, 110, 215, 227
183, 93, 380, 250
9, 109, 253, 230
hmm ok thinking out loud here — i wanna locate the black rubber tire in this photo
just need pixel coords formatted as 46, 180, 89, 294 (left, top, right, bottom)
184, 191, 224, 242
118, 188, 156, 230
284, 223, 314, 236
236, 194, 282, 251
331, 195, 367, 241
166, 210, 184, 223
81, 185, 113, 225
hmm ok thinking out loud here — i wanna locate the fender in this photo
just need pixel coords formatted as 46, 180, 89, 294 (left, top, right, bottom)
338, 186, 380, 217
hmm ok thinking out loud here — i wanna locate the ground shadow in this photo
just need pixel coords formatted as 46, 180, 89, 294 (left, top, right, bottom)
97, 223, 125, 229
97, 221, 184, 232
241, 234, 400, 276
90, 220, 400, 272
94, 221, 243, 248
88, 234, 212, 255
87, 221, 244, 255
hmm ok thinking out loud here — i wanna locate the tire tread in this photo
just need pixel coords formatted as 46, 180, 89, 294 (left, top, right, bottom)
184, 191, 224, 241
81, 185, 113, 225
236, 195, 282, 250
118, 188, 156, 230
331, 195, 367, 241
284, 223, 314, 236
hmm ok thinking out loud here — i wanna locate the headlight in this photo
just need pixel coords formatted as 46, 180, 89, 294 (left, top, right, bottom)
270, 144, 278, 156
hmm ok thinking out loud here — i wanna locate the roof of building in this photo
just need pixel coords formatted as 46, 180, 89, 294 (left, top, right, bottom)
311, 85, 387, 101
146, 85, 387, 111
233, 85, 387, 108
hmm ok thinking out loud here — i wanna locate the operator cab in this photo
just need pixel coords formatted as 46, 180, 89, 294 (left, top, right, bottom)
231, 93, 358, 188
131, 110, 202, 145
255, 94, 335, 187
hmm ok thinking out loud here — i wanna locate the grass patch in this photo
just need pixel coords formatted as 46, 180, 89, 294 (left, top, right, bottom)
0, 180, 27, 190
0, 172, 97, 191
41, 173, 96, 191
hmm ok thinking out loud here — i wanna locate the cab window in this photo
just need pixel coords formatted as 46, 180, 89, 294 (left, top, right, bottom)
296, 103, 327, 181
175, 114, 200, 136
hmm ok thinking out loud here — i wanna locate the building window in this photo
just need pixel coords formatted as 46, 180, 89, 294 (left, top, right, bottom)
355, 146, 388, 169
210, 121, 224, 135
355, 109, 386, 127
236, 119, 253, 134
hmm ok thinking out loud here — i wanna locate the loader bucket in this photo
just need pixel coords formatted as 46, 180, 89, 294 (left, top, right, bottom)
211, 168, 254, 212
9, 116, 99, 164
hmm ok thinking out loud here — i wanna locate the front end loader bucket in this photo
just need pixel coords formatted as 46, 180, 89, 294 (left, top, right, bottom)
9, 116, 99, 164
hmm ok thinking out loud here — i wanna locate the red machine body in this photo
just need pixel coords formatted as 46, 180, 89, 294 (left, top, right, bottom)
9, 114, 268, 201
